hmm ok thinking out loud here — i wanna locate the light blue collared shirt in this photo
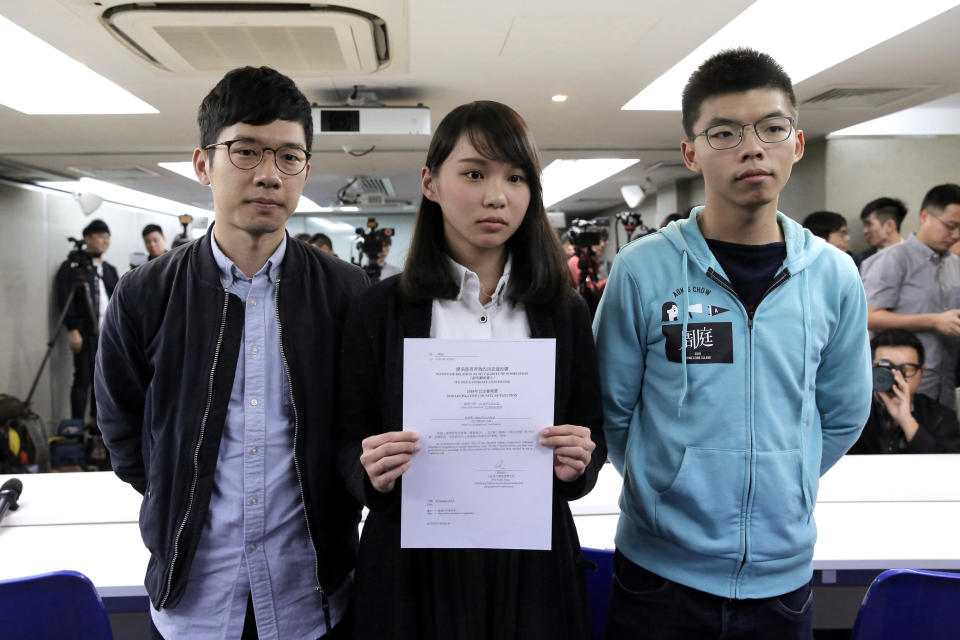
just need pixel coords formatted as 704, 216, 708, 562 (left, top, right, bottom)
152, 233, 348, 639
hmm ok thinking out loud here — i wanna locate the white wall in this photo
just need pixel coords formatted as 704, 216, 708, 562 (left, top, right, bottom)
0, 181, 184, 425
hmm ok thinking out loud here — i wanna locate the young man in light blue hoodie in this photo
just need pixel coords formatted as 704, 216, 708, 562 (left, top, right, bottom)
593, 49, 872, 639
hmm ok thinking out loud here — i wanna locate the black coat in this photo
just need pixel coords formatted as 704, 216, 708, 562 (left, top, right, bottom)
95, 229, 368, 609
337, 276, 606, 640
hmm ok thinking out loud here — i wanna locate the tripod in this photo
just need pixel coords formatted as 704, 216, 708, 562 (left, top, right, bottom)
25, 244, 98, 410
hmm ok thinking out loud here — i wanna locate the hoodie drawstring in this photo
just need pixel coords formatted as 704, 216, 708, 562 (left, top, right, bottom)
678, 250, 690, 415
799, 270, 813, 519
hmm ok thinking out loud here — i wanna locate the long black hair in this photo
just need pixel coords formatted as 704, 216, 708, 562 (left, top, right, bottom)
399, 101, 570, 305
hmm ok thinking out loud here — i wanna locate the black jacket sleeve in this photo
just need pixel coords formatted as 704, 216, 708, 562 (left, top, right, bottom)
554, 293, 607, 501
94, 276, 150, 493
53, 260, 81, 331
336, 292, 399, 512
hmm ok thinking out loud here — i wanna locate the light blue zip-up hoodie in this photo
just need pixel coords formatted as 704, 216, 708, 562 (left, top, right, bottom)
593, 209, 872, 599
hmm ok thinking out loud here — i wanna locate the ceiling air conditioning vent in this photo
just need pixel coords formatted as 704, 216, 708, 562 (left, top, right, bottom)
100, 3, 392, 75
801, 86, 930, 109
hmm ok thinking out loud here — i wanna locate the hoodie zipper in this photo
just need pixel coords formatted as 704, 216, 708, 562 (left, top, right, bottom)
274, 279, 331, 629
705, 268, 791, 596
159, 287, 230, 609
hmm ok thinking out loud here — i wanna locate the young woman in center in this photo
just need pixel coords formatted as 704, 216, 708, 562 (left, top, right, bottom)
337, 100, 607, 639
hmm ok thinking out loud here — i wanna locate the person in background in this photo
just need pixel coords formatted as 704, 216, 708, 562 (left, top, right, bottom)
377, 233, 401, 278
142, 224, 168, 260
559, 231, 575, 257
802, 210, 858, 266
310, 232, 335, 255
96, 66, 366, 639
849, 329, 960, 454
859, 196, 906, 263
54, 218, 119, 421
862, 183, 960, 410
337, 100, 604, 640
594, 48, 871, 639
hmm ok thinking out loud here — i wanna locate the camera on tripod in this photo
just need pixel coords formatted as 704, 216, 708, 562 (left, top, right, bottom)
567, 217, 610, 251
352, 217, 395, 281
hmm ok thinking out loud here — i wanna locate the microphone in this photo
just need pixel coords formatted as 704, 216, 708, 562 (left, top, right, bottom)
0, 478, 23, 525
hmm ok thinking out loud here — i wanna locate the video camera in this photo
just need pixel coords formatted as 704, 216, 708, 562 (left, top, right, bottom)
567, 217, 609, 250
352, 217, 395, 281
66, 236, 99, 273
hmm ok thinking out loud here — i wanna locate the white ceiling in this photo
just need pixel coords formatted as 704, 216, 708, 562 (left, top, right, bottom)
1, 0, 959, 216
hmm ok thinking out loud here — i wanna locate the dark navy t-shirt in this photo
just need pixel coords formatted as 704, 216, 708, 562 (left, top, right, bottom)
706, 238, 786, 313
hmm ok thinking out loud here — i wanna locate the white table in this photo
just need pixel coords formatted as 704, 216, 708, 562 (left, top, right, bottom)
3, 455, 959, 600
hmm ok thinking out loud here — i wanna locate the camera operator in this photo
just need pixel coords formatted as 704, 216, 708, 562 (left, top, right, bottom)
53, 219, 118, 421
848, 329, 960, 454
565, 218, 609, 316
352, 217, 395, 282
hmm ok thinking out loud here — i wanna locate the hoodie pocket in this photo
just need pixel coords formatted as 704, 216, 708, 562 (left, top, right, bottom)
749, 450, 815, 561
655, 447, 746, 558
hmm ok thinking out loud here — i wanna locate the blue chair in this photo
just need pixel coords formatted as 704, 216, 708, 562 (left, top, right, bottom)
582, 546, 615, 640
0, 570, 113, 639
851, 568, 960, 640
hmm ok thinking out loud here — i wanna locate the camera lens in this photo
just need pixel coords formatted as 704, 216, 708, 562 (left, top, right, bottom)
872, 365, 894, 393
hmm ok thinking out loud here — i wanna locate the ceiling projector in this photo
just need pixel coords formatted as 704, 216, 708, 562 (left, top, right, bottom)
313, 106, 430, 135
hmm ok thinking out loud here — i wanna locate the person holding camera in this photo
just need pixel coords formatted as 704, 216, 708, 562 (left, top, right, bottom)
848, 329, 960, 454
53, 218, 118, 421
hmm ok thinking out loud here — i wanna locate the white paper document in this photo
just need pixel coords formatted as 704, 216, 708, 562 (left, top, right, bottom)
401, 338, 556, 550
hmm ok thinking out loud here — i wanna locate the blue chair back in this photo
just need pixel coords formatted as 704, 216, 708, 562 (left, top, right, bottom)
0, 570, 113, 639
851, 568, 960, 640
582, 547, 615, 640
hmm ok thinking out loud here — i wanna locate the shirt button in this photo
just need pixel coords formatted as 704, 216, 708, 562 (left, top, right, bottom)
248, 544, 256, 552
250, 398, 259, 407
250, 299, 257, 306
251, 346, 259, 356
479, 315, 488, 324
250, 447, 258, 455
250, 497, 259, 505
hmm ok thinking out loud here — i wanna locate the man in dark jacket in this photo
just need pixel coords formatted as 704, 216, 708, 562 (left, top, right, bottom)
95, 66, 367, 639
54, 218, 118, 421
849, 329, 960, 454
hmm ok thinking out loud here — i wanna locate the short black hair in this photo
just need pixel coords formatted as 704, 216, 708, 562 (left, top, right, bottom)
682, 48, 797, 139
802, 211, 847, 239
871, 329, 925, 367
198, 66, 313, 161
309, 233, 332, 249
920, 183, 960, 214
82, 219, 110, 237
860, 197, 907, 232
401, 101, 570, 305
141, 223, 163, 238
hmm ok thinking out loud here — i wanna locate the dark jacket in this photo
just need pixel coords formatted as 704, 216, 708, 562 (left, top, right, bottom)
95, 229, 368, 610
54, 257, 119, 335
337, 277, 606, 639
848, 393, 960, 454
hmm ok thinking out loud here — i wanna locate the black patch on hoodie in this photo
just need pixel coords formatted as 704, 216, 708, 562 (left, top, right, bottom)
663, 322, 733, 364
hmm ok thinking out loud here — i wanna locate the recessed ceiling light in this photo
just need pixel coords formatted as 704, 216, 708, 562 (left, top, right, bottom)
542, 158, 640, 208
0, 14, 158, 114
552, 94, 568, 103
622, 0, 960, 111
